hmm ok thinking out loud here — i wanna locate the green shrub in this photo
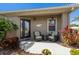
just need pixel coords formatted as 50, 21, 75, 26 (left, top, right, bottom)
70, 48, 79, 55
0, 31, 5, 41
42, 49, 52, 55
0, 18, 18, 42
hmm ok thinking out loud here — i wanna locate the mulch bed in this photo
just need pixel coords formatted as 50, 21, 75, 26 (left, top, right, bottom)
0, 48, 42, 55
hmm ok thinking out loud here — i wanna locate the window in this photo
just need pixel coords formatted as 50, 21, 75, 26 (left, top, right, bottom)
48, 18, 56, 33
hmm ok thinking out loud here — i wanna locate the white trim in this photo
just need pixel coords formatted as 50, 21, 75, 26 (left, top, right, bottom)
47, 17, 57, 34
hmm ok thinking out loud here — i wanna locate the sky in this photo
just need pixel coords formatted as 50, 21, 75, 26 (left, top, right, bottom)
0, 3, 79, 25
69, 8, 79, 25
0, 3, 70, 11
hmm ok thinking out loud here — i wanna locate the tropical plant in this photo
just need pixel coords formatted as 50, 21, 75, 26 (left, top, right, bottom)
42, 49, 52, 55
61, 25, 79, 45
70, 48, 79, 55
0, 18, 18, 42
11, 22, 18, 31
0, 31, 5, 41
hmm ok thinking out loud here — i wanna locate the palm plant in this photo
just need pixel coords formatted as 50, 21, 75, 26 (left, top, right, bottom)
0, 18, 18, 42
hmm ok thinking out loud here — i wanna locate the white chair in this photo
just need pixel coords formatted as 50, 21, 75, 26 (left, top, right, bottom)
33, 31, 43, 41
47, 32, 58, 42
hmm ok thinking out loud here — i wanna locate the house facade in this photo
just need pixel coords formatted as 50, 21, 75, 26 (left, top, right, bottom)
0, 4, 79, 40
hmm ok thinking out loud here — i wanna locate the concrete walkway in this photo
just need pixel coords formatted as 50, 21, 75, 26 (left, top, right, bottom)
20, 41, 71, 55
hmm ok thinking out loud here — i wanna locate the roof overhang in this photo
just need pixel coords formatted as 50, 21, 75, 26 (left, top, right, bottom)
0, 4, 79, 16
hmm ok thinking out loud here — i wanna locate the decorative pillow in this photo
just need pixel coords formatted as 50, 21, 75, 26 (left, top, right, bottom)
36, 36, 42, 39
49, 36, 54, 39
35, 31, 40, 36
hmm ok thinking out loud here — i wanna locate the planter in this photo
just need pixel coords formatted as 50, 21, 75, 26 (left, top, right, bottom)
42, 49, 52, 55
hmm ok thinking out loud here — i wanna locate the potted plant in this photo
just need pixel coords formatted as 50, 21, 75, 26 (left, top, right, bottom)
42, 49, 52, 55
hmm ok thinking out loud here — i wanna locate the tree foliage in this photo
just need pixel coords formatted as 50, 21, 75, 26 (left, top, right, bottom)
0, 18, 18, 42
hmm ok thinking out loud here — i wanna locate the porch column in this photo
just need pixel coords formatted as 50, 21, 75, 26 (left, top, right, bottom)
61, 12, 69, 29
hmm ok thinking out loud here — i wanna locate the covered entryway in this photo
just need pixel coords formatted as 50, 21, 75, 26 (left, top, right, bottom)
20, 15, 61, 40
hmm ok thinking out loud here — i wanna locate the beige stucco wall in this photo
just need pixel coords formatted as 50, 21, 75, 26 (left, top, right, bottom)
30, 16, 47, 38
5, 16, 20, 39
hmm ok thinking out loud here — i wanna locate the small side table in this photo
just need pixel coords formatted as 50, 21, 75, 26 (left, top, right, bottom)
43, 35, 48, 41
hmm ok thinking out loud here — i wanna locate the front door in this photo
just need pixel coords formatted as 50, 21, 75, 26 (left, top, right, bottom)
20, 19, 31, 38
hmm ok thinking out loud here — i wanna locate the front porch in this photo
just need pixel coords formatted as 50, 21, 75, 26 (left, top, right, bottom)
20, 13, 68, 41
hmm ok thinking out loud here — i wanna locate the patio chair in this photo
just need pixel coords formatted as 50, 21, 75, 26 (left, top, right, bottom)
33, 31, 44, 41
47, 32, 59, 42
